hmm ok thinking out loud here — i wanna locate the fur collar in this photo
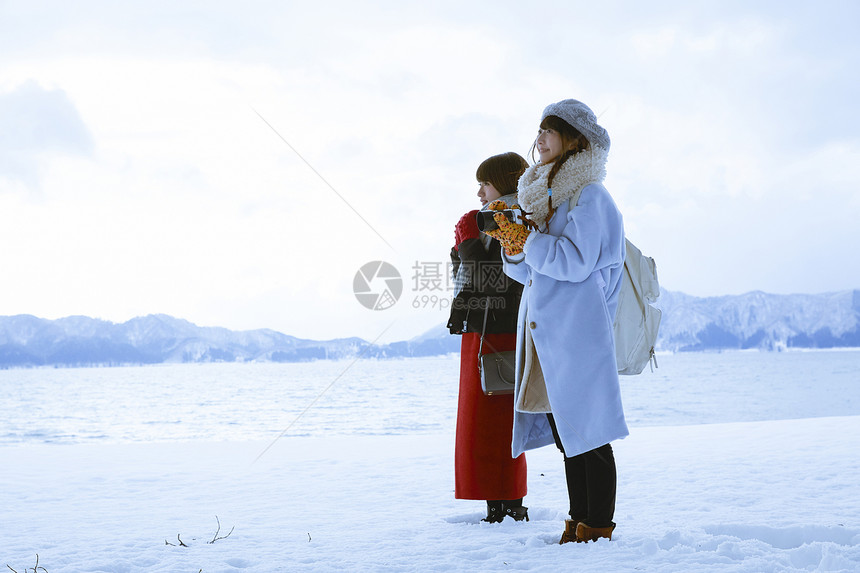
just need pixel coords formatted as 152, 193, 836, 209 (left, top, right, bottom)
480, 192, 518, 212
516, 146, 609, 229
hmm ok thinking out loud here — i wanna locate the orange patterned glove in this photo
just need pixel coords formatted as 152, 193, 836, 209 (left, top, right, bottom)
482, 200, 508, 242
483, 201, 531, 256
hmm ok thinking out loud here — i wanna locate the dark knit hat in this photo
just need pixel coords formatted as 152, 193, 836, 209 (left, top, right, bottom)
541, 99, 610, 150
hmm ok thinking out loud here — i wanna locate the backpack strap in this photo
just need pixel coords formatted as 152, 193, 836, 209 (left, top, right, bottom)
570, 180, 600, 208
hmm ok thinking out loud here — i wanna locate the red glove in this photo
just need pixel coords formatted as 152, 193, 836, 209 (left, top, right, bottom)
454, 209, 480, 247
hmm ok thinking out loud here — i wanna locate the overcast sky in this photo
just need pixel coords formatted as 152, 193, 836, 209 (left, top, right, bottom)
1, 0, 858, 342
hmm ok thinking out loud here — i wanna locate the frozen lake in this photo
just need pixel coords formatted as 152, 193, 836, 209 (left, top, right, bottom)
1, 349, 858, 446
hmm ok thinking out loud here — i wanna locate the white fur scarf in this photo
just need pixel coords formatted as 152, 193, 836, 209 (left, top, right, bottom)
516, 146, 609, 229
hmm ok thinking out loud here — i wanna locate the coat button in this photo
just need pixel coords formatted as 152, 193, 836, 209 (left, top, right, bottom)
529, 321, 537, 329
528, 279, 532, 286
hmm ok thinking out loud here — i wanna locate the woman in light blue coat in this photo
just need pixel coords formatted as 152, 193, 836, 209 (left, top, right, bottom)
485, 98, 627, 544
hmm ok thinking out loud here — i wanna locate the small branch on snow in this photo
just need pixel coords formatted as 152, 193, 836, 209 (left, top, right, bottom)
208, 515, 235, 544
164, 534, 189, 547
5, 554, 48, 573
166, 516, 234, 548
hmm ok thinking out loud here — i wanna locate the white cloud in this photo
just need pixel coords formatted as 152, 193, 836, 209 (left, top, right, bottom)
0, 0, 858, 340
0, 80, 93, 190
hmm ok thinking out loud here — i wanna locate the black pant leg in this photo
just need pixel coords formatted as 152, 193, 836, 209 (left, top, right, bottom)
583, 443, 616, 527
547, 414, 589, 519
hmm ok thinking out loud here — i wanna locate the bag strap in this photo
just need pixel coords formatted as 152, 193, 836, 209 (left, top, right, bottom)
477, 300, 490, 370
571, 180, 598, 209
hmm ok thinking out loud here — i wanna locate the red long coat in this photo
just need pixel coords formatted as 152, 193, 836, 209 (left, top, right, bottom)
455, 331, 527, 500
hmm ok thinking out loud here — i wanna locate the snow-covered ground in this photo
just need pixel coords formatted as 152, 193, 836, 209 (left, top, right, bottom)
1, 353, 859, 572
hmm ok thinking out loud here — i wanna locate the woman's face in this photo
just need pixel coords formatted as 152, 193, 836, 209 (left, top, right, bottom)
477, 181, 502, 207
536, 127, 569, 164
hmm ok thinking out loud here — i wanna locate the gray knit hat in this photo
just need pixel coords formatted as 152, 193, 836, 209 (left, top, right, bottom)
541, 99, 610, 150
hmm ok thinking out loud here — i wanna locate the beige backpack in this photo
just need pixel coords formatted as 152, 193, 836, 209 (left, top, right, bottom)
613, 239, 661, 374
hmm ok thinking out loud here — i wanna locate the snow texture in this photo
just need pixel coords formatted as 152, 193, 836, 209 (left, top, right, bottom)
1, 353, 859, 572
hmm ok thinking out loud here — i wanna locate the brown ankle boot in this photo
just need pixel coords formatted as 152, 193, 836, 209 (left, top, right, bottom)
558, 518, 583, 544
575, 521, 615, 542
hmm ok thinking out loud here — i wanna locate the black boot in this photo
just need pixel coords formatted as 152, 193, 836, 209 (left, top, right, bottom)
504, 504, 529, 522
481, 501, 504, 523
502, 498, 529, 522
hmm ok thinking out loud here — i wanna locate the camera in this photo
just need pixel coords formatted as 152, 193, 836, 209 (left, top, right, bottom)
476, 208, 521, 233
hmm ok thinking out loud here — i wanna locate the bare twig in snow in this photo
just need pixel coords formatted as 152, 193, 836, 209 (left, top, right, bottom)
166, 516, 234, 548
208, 515, 235, 544
6, 554, 47, 573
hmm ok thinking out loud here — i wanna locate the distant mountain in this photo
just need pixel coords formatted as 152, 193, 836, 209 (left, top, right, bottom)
1, 289, 858, 367
0, 313, 460, 368
654, 289, 860, 351
0, 314, 360, 367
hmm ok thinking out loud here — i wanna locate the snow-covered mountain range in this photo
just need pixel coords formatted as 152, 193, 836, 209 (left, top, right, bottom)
1, 288, 858, 367
656, 289, 860, 351
0, 313, 453, 367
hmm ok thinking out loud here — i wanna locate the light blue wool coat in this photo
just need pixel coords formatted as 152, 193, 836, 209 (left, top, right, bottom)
503, 182, 629, 458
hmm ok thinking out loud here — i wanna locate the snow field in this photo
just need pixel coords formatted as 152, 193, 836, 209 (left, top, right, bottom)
2, 416, 859, 572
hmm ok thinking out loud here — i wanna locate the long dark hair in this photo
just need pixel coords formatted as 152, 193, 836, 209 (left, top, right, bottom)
476, 152, 529, 195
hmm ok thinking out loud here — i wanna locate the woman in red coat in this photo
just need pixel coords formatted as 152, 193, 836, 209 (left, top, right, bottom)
447, 152, 529, 523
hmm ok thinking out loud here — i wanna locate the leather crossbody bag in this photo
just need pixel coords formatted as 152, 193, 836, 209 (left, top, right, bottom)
478, 303, 516, 396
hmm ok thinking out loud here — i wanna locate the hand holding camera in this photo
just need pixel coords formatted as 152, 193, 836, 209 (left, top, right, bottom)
478, 200, 532, 256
